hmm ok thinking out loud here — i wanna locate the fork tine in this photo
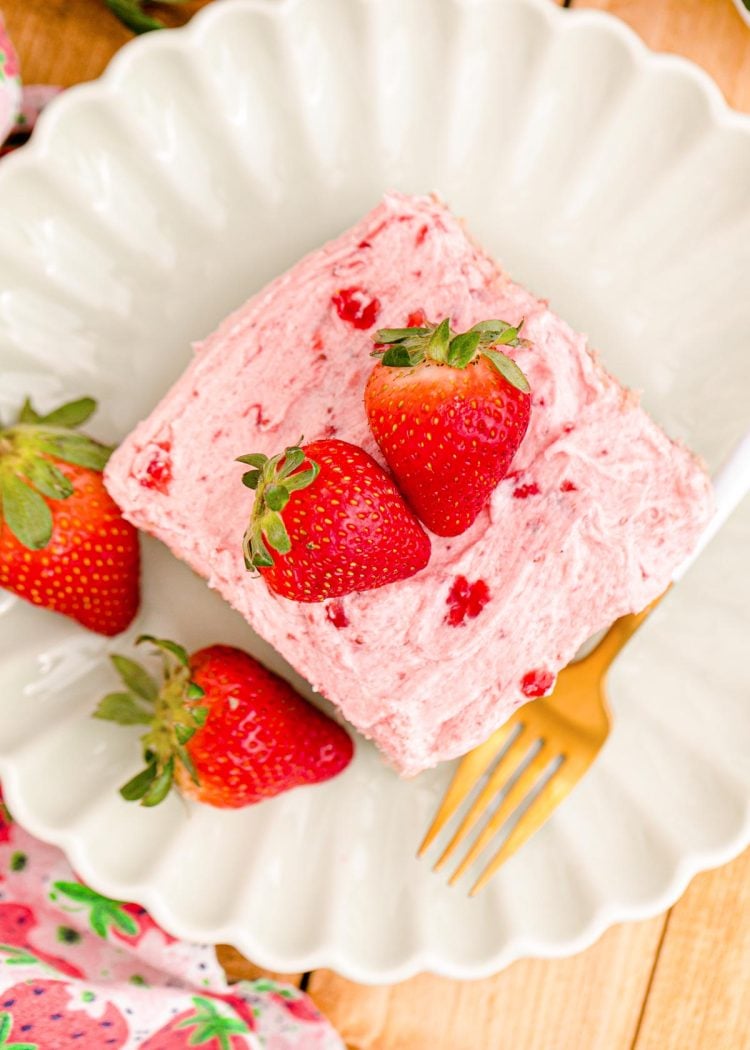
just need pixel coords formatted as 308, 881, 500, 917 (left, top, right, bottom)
469, 755, 593, 896
433, 723, 537, 871
448, 741, 557, 887
418, 722, 515, 857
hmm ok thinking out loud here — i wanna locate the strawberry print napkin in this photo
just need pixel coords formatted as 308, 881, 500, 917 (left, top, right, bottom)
0, 788, 343, 1049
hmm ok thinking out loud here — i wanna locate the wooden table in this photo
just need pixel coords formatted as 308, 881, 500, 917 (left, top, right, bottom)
4, 1, 749, 1046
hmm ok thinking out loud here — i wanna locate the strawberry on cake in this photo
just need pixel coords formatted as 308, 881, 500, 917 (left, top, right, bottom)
104, 193, 713, 776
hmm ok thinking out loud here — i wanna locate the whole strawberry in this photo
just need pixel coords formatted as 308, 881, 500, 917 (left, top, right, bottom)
239, 438, 430, 601
365, 318, 532, 536
95, 635, 353, 808
0, 396, 140, 634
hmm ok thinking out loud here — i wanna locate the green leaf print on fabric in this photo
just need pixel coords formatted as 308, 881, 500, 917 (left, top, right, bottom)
50, 882, 138, 940
9, 854, 26, 873
0, 1010, 38, 1049
0, 945, 46, 967
176, 997, 248, 1049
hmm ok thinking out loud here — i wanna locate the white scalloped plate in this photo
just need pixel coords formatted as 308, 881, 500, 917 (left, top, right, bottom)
1, 0, 749, 984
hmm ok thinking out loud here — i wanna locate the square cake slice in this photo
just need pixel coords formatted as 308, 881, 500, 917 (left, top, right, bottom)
105, 193, 713, 775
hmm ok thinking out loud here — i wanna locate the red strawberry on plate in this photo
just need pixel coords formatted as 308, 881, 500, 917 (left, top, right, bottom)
0, 979, 129, 1048
0, 396, 140, 635
365, 318, 532, 536
94, 636, 353, 809
239, 438, 430, 601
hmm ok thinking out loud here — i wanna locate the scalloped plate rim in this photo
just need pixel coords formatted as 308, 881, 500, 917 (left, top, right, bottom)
1, 749, 749, 983
0, 0, 749, 984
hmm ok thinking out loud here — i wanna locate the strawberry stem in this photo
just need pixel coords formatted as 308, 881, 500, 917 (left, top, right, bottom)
372, 317, 531, 392
238, 442, 320, 570
94, 636, 208, 807
0, 396, 113, 550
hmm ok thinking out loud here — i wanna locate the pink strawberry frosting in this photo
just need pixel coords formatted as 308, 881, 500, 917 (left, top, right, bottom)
105, 193, 713, 775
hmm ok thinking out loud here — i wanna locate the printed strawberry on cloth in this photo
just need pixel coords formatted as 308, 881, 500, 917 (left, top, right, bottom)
0, 788, 343, 1048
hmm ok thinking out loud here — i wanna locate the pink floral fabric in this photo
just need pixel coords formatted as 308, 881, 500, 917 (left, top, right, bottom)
0, 789, 344, 1049
0, 15, 61, 156
16, 84, 62, 134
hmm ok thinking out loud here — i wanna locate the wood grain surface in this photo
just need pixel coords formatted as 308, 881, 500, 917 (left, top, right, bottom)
3, 1, 748, 1047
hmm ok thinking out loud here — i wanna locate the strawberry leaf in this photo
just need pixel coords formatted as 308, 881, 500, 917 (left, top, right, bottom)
278, 447, 306, 477
110, 654, 158, 700
494, 324, 523, 346
21, 458, 74, 501
264, 512, 291, 554
381, 345, 412, 367
186, 681, 205, 700
104, 0, 165, 33
137, 635, 190, 666
176, 744, 199, 785
236, 453, 268, 469
427, 318, 451, 364
175, 723, 195, 745
94, 692, 153, 726
373, 315, 528, 380
374, 327, 429, 343
141, 757, 174, 807
39, 397, 97, 428
265, 485, 290, 512
242, 444, 320, 571
120, 763, 158, 801
247, 533, 273, 568
38, 434, 112, 471
470, 319, 515, 336
192, 706, 208, 726
242, 470, 260, 489
481, 348, 530, 393
17, 398, 41, 424
447, 330, 481, 368
284, 463, 319, 491
0, 474, 53, 550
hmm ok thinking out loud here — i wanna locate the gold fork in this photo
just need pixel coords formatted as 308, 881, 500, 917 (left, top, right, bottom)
418, 598, 660, 896
419, 427, 750, 895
